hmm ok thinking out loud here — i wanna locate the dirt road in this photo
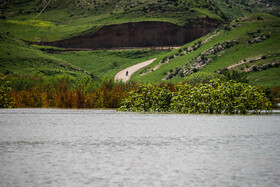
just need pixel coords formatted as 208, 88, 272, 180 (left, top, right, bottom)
114, 58, 157, 82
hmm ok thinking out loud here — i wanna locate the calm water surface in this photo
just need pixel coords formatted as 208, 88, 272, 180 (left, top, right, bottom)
0, 109, 280, 187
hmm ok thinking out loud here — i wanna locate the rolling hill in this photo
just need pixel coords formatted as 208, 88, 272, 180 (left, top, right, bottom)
0, 0, 279, 89
0, 0, 225, 42
0, 0, 225, 82
211, 0, 280, 19
132, 13, 280, 87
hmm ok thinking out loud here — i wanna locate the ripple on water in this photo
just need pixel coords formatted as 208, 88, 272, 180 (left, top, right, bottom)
0, 109, 280, 186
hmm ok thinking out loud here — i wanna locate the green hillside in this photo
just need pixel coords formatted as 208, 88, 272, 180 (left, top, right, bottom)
132, 13, 280, 87
0, 0, 279, 89
0, 0, 225, 42
211, 0, 280, 19
0, 32, 166, 82
0, 0, 224, 86
0, 32, 94, 79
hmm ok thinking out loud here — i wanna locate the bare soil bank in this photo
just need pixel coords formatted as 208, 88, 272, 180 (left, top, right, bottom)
43, 19, 221, 49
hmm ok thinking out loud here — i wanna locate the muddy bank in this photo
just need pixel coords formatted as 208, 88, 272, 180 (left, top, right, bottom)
43, 19, 221, 49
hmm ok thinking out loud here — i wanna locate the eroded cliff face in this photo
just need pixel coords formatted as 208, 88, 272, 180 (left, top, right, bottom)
44, 19, 221, 49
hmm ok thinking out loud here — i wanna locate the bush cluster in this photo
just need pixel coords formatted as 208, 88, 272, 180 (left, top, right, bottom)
119, 80, 272, 114
118, 84, 173, 112
0, 77, 15, 108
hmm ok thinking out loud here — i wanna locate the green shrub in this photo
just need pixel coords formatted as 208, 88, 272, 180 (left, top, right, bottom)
172, 80, 271, 114
220, 70, 248, 83
0, 76, 15, 108
118, 84, 173, 112
118, 80, 272, 114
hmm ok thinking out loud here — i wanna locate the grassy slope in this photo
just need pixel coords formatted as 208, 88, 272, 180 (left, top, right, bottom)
52, 49, 168, 80
132, 13, 280, 87
0, 33, 91, 79
211, 0, 280, 19
0, 0, 224, 42
0, 33, 167, 81
247, 68, 280, 87
0, 0, 224, 82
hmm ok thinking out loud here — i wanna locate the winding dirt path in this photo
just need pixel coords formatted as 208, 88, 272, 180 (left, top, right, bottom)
114, 58, 157, 82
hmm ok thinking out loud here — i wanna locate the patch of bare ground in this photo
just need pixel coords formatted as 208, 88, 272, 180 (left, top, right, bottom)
227, 56, 262, 70
227, 53, 280, 73
44, 20, 220, 50
114, 58, 157, 83
243, 61, 280, 72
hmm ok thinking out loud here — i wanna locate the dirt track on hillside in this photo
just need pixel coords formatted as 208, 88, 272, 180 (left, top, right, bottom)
114, 58, 157, 82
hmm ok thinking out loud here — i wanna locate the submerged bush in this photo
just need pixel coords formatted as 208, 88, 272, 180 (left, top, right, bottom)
172, 80, 271, 114
0, 76, 15, 108
118, 80, 272, 114
118, 84, 173, 112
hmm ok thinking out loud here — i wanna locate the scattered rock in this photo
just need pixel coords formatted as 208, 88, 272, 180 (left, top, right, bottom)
244, 61, 280, 72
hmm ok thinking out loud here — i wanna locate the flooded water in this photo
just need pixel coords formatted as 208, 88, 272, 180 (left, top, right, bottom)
0, 109, 280, 187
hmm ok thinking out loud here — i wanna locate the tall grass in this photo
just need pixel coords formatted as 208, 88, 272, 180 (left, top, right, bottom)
8, 78, 136, 108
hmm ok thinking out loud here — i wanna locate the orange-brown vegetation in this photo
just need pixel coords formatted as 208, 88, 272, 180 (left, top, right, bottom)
269, 86, 280, 107
10, 79, 137, 108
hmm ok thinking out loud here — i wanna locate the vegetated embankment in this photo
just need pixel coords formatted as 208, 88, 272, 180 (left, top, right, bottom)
42, 19, 221, 49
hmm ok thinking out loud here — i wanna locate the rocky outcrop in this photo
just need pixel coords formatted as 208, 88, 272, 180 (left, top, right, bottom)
43, 19, 221, 49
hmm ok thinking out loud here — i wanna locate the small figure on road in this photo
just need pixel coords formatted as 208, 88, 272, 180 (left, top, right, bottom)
126, 71, 129, 76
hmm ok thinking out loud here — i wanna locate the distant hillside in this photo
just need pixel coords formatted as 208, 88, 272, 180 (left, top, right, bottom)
0, 0, 224, 82
0, 32, 97, 80
212, 0, 280, 19
132, 13, 280, 87
1, 0, 279, 21
1, 0, 225, 20
0, 0, 225, 42
0, 1, 279, 88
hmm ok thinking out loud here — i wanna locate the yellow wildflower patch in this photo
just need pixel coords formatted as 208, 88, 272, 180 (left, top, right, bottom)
7, 20, 54, 27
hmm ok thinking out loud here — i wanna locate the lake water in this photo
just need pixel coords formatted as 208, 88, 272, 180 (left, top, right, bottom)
0, 109, 280, 187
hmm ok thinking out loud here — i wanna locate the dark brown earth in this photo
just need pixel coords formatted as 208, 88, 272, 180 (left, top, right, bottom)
43, 19, 221, 49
